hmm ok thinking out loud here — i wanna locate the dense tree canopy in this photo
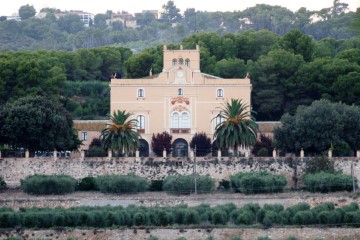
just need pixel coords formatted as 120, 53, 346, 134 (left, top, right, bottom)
0, 96, 81, 151
0, 3, 357, 52
18, 5, 36, 21
274, 99, 360, 154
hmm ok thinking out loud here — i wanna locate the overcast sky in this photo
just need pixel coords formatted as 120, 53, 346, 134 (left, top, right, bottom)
1, 0, 359, 16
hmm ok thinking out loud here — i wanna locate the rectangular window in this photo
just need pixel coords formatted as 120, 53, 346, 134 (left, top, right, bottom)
81, 132, 88, 141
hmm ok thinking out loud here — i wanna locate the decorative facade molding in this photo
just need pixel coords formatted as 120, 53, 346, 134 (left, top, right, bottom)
171, 96, 190, 105
172, 105, 188, 112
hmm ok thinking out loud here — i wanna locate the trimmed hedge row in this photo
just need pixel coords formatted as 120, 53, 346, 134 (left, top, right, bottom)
96, 174, 149, 193
304, 172, 356, 193
163, 174, 215, 194
230, 172, 287, 194
20, 175, 77, 195
0, 202, 359, 229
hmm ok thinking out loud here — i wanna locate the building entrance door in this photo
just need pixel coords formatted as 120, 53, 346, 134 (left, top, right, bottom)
172, 138, 188, 157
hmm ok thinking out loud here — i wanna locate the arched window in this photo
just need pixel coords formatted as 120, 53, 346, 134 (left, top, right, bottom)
136, 115, 145, 129
180, 112, 190, 128
185, 58, 190, 66
178, 88, 183, 96
138, 88, 144, 97
171, 112, 180, 128
216, 88, 224, 98
216, 112, 225, 127
172, 58, 177, 65
179, 58, 184, 65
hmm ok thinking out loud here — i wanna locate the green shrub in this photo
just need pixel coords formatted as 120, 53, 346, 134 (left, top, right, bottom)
86, 146, 107, 157
212, 210, 227, 225
304, 156, 335, 174
184, 209, 200, 225
96, 174, 148, 193
76, 176, 98, 191
148, 180, 163, 191
20, 175, 77, 195
286, 237, 299, 240
0, 176, 6, 190
286, 203, 311, 217
230, 172, 287, 194
163, 174, 215, 194
342, 202, 359, 212
257, 237, 271, 240
219, 179, 230, 190
317, 210, 342, 224
133, 211, 147, 226
262, 211, 281, 227
333, 141, 353, 157
304, 172, 355, 193
292, 210, 315, 225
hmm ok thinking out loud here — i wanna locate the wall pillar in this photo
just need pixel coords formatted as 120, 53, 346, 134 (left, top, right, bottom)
217, 150, 221, 158
300, 148, 304, 158
328, 148, 332, 158
25, 149, 29, 159
356, 150, 360, 158
0, 150, 2, 159
190, 150, 194, 158
245, 151, 249, 158
81, 149, 85, 159
108, 149, 112, 158
272, 148, 277, 158
53, 149, 57, 160
163, 149, 167, 158
136, 150, 140, 158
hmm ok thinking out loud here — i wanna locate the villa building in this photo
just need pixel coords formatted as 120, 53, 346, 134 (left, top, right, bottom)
109, 45, 252, 157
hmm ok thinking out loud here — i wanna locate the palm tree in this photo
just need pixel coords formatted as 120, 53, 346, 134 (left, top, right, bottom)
100, 110, 141, 155
213, 99, 258, 154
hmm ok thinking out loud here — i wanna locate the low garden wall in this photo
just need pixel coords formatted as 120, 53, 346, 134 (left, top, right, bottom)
0, 156, 359, 187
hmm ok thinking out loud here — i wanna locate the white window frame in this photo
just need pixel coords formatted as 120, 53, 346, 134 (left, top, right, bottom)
136, 115, 145, 129
171, 111, 191, 129
178, 88, 183, 96
216, 88, 224, 98
137, 88, 145, 98
81, 132, 88, 141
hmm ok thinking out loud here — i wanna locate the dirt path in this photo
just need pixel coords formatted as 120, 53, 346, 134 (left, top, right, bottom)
0, 190, 358, 209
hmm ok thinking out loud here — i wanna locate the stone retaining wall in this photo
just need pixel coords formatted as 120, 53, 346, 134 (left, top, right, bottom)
0, 227, 359, 240
0, 157, 359, 187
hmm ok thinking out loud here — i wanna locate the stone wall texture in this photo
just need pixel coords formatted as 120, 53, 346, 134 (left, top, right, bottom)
0, 156, 359, 187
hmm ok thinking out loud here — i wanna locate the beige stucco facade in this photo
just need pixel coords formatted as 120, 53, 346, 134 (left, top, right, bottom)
109, 45, 252, 156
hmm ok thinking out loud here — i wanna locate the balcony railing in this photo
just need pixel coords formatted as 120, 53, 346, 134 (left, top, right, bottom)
171, 128, 190, 134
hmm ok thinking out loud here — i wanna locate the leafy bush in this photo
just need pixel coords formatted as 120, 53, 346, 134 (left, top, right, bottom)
304, 172, 355, 193
0, 176, 6, 190
151, 131, 172, 157
212, 210, 227, 225
96, 174, 149, 193
20, 175, 77, 195
86, 146, 107, 157
292, 210, 315, 225
304, 156, 335, 174
163, 174, 215, 194
251, 134, 272, 157
190, 132, 212, 157
219, 179, 230, 190
76, 176, 98, 191
148, 180, 163, 191
333, 141, 353, 157
230, 172, 287, 194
